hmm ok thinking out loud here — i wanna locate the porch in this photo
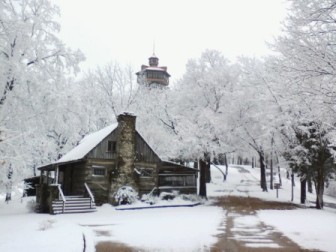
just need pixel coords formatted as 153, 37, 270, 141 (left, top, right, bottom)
36, 162, 96, 214
36, 182, 96, 214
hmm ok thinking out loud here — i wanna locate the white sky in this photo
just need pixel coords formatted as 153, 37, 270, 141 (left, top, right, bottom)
55, 0, 288, 82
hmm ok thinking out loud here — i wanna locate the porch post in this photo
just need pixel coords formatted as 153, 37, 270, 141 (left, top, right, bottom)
55, 166, 59, 184
39, 170, 44, 184
47, 171, 50, 185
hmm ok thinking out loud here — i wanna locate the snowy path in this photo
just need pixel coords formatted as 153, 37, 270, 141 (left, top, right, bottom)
208, 165, 335, 252
209, 167, 306, 251
212, 196, 308, 251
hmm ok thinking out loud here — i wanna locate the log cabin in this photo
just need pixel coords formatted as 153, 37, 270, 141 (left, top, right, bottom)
36, 113, 198, 214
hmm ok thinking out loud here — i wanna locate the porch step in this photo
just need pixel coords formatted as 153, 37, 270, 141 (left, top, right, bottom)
65, 195, 84, 199
51, 197, 96, 214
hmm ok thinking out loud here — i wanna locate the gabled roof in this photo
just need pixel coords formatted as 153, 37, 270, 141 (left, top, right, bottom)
58, 123, 118, 163
38, 123, 118, 170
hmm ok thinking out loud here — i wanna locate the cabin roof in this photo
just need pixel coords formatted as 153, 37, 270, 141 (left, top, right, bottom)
59, 123, 118, 163
38, 122, 198, 173
39, 123, 118, 170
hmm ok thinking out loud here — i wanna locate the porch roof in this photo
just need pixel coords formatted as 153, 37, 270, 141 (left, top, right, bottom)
38, 159, 85, 171
160, 160, 199, 172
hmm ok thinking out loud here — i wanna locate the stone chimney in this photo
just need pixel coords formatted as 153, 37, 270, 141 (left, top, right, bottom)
109, 112, 138, 204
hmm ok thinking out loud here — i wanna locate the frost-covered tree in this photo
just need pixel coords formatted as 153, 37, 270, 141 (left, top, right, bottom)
80, 62, 139, 124
0, 0, 84, 197
174, 50, 240, 158
281, 121, 336, 209
171, 50, 240, 196
267, 0, 336, 208
133, 86, 178, 158
230, 57, 279, 192
270, 0, 336, 119
0, 0, 83, 105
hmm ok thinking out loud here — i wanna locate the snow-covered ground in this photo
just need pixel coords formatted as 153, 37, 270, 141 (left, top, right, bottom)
0, 165, 335, 252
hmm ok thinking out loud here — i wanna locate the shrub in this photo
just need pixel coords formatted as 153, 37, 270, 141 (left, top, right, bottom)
114, 186, 138, 205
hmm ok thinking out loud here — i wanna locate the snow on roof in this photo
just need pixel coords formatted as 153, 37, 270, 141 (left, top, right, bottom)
145, 66, 168, 72
57, 123, 118, 163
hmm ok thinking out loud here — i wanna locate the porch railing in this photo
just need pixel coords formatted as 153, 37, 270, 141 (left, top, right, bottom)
84, 183, 95, 208
57, 184, 66, 213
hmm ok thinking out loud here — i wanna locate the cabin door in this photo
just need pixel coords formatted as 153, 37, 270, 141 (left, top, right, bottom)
64, 168, 74, 195
58, 167, 74, 195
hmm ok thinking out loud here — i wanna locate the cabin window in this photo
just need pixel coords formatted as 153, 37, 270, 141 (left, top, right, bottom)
92, 166, 106, 176
159, 175, 196, 187
107, 140, 117, 153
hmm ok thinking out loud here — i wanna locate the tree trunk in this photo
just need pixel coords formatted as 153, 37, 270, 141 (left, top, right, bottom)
315, 186, 324, 209
224, 154, 228, 180
259, 150, 267, 192
270, 137, 274, 190
278, 165, 282, 186
270, 157, 273, 190
291, 171, 295, 202
199, 159, 207, 198
274, 150, 282, 186
5, 181, 12, 203
314, 170, 324, 209
252, 157, 254, 168
212, 163, 226, 181
205, 153, 211, 183
300, 178, 306, 204
5, 166, 13, 203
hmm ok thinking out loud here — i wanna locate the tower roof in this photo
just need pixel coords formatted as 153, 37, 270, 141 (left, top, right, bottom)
149, 53, 158, 59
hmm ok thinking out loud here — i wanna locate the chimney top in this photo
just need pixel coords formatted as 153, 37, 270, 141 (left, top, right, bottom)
119, 111, 135, 117
117, 112, 136, 123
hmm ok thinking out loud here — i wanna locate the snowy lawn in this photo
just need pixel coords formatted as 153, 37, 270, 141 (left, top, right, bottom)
0, 194, 223, 252
258, 209, 336, 252
83, 204, 224, 251
0, 196, 94, 252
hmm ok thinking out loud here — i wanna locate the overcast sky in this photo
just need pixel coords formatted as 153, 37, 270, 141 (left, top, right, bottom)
55, 0, 288, 83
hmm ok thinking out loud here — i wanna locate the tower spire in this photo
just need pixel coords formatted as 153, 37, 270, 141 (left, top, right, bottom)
152, 39, 156, 56
149, 41, 159, 67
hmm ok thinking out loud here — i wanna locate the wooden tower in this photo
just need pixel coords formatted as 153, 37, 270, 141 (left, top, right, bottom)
136, 53, 170, 86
